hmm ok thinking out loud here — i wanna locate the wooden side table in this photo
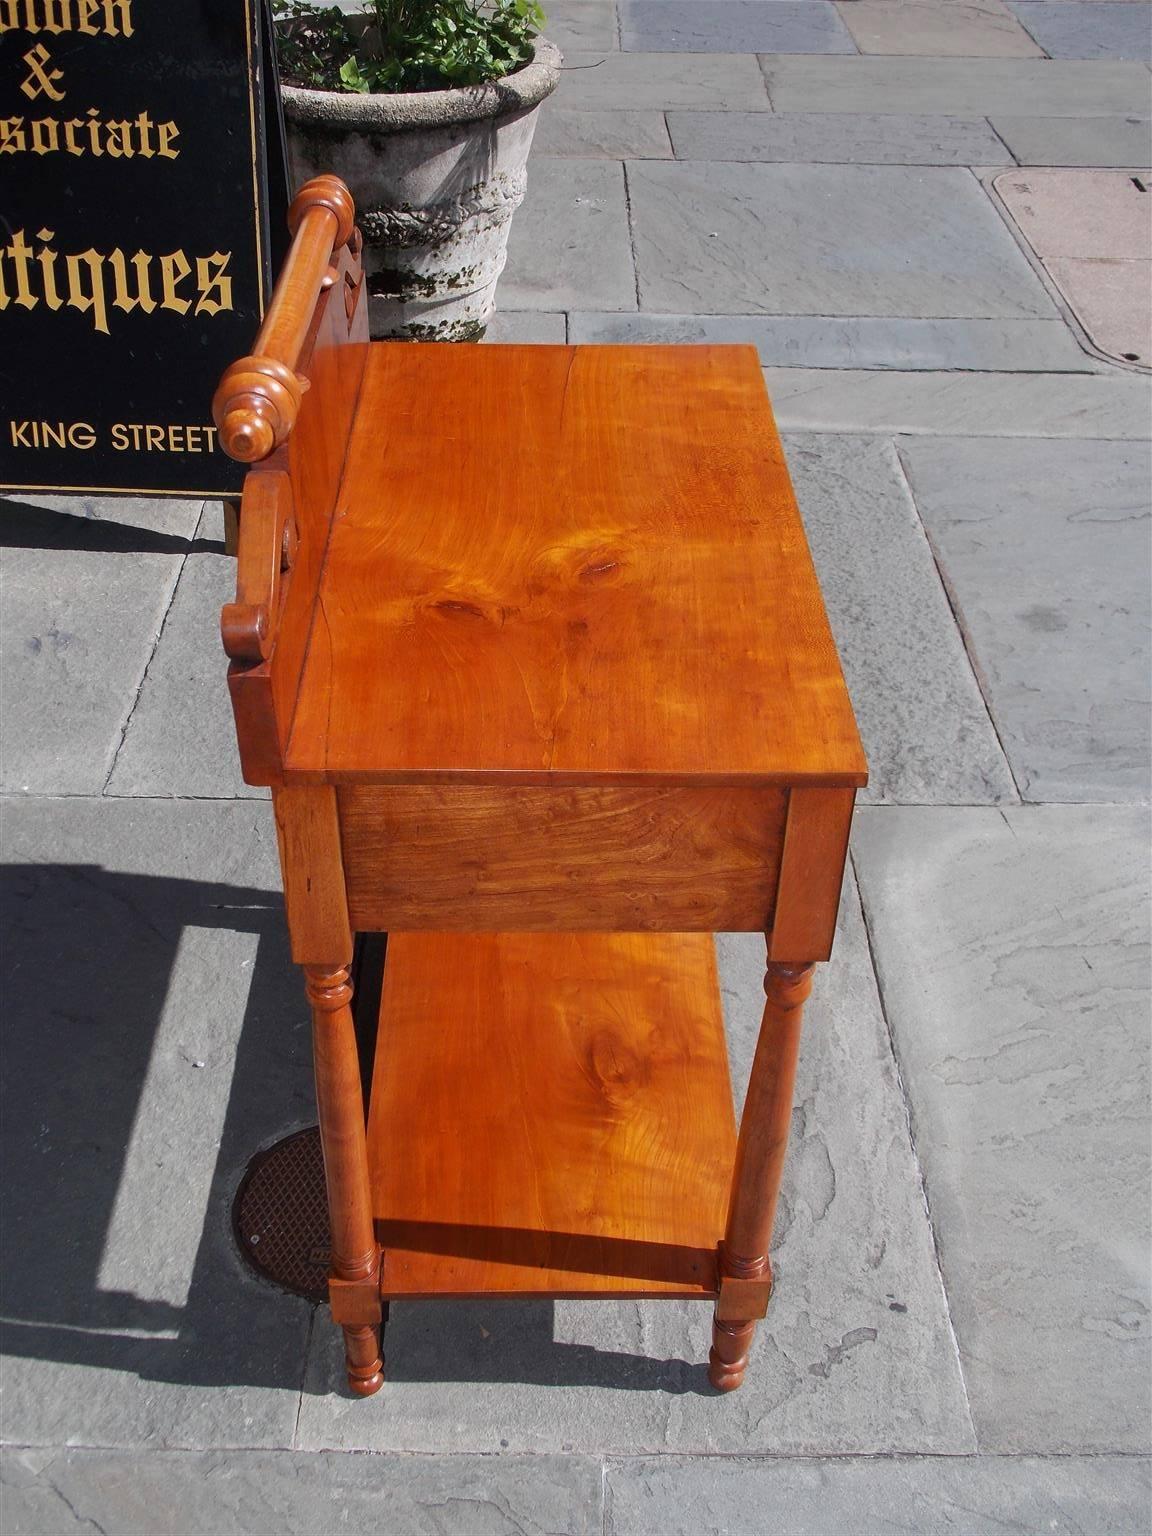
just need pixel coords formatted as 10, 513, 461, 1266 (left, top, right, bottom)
214, 177, 867, 1399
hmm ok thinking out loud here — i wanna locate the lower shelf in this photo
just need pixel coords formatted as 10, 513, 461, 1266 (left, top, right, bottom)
366, 932, 736, 1300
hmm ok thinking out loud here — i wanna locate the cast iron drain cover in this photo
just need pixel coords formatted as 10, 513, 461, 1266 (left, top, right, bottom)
233, 1126, 329, 1303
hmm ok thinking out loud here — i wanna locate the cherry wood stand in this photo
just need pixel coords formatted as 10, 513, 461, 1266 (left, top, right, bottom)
213, 177, 867, 1398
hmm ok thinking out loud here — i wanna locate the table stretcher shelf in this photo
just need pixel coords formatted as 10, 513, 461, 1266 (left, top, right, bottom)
366, 932, 737, 1300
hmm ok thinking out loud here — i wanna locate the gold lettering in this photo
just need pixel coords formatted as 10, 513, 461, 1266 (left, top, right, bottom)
9, 419, 97, 449
133, 109, 154, 157
42, 2, 76, 34
108, 247, 155, 313
0, 110, 182, 158
84, 105, 103, 156
102, 0, 130, 35
1, 0, 132, 34
20, 43, 66, 103
156, 119, 179, 159
2, 233, 239, 333
160, 250, 191, 314
110, 423, 129, 450
7, 229, 37, 309
30, 115, 58, 153
65, 248, 109, 335
35, 228, 63, 309
103, 118, 132, 157
195, 252, 233, 317
0, 117, 26, 153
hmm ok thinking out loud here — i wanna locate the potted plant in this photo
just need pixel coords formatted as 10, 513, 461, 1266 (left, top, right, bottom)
273, 1, 561, 340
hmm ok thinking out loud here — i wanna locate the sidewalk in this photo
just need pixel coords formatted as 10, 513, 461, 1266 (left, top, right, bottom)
2, 5, 1150, 1531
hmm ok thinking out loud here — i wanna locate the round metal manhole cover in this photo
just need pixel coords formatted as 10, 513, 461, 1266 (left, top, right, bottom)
232, 1126, 329, 1303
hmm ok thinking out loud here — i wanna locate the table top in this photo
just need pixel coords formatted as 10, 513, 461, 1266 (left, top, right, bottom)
284, 343, 866, 787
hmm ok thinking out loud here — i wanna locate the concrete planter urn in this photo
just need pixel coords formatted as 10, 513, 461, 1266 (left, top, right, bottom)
281, 37, 562, 340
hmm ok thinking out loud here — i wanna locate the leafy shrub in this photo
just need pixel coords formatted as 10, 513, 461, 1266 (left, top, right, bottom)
273, 0, 545, 94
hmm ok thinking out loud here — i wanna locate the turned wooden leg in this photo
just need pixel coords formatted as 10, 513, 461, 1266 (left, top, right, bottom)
305, 962, 384, 1397
710, 958, 815, 1392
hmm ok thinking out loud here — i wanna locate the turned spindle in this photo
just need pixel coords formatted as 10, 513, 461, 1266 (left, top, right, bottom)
710, 958, 815, 1392
305, 961, 384, 1397
213, 174, 357, 464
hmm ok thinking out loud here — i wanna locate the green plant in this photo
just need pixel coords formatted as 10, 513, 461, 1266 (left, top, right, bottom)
273, 0, 545, 94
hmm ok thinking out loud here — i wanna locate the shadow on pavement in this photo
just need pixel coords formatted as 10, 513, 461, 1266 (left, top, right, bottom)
0, 498, 223, 555
0, 864, 710, 1398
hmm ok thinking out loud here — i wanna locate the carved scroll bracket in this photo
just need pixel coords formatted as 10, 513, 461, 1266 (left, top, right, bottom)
221, 468, 297, 663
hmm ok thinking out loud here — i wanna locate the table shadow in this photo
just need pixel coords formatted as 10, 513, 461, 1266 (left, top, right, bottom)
0, 863, 714, 1400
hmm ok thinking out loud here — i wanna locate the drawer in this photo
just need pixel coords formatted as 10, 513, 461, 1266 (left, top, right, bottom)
338, 785, 789, 932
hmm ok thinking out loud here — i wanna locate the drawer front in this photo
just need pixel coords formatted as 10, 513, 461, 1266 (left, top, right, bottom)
339, 785, 789, 932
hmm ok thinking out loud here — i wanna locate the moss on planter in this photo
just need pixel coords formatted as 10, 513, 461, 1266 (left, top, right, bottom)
367, 262, 486, 299
367, 268, 440, 299
400, 318, 488, 342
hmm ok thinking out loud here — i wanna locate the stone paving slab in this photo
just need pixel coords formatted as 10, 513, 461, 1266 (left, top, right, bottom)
0, 797, 312, 1449
765, 368, 1151, 435
296, 872, 975, 1455
990, 113, 1152, 166
628, 162, 1056, 317
621, 0, 856, 53
785, 434, 1016, 805
0, 495, 203, 797
760, 55, 1152, 115
1008, 1, 1152, 59
543, 0, 619, 50
0, 1447, 604, 1536
107, 516, 263, 801
897, 435, 1151, 802
605, 1452, 1152, 1534
534, 105, 673, 157
558, 51, 771, 110
486, 310, 569, 341
837, 0, 1044, 57
569, 311, 1096, 368
501, 158, 637, 311
666, 108, 1013, 164
852, 805, 1152, 1452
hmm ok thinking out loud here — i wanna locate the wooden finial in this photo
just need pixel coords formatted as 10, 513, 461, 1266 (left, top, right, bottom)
213, 355, 303, 464
213, 176, 358, 463
289, 174, 356, 249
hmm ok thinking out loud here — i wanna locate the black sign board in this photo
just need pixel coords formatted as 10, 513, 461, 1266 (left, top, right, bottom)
0, 0, 289, 498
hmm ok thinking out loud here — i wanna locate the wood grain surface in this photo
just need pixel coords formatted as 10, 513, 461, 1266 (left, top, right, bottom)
768, 786, 857, 963
284, 344, 866, 787
339, 784, 789, 931
272, 784, 353, 966
367, 932, 736, 1298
